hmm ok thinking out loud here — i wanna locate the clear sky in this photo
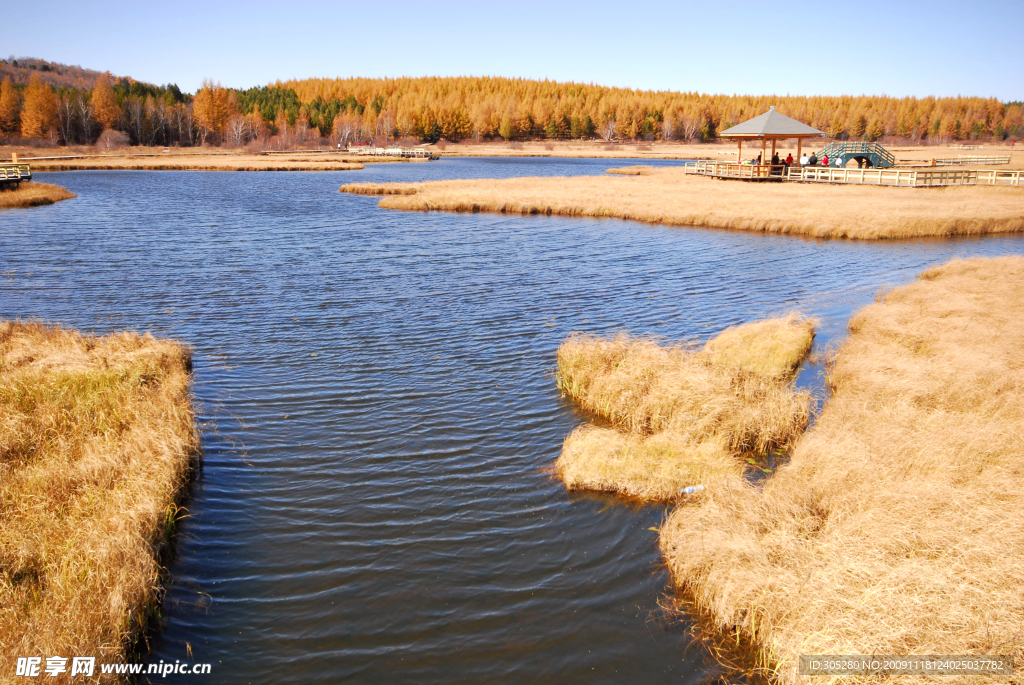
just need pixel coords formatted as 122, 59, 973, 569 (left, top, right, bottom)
3, 0, 1022, 100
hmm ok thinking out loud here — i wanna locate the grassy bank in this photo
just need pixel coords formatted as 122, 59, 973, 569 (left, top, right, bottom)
0, 182, 76, 209
555, 316, 814, 500
0, 322, 197, 676
661, 256, 1024, 683
20, 152, 369, 172
340, 167, 1024, 240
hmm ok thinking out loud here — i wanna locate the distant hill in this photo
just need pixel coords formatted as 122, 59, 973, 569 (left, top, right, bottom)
0, 57, 136, 90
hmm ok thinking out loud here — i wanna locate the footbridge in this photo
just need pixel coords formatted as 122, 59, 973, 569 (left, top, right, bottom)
817, 142, 895, 169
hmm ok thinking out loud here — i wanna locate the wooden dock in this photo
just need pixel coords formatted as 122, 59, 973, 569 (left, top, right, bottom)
347, 146, 439, 160
0, 163, 32, 188
684, 161, 1022, 188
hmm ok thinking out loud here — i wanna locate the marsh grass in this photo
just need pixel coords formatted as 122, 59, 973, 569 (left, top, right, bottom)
0, 321, 197, 677
661, 256, 1024, 684
341, 183, 418, 196
0, 182, 75, 210
605, 166, 653, 175
555, 316, 814, 500
339, 167, 1024, 240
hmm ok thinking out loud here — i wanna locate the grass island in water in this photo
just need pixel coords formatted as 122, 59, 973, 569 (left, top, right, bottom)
0, 322, 197, 677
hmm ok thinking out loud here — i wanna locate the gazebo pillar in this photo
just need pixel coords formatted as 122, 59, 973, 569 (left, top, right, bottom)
737, 138, 742, 163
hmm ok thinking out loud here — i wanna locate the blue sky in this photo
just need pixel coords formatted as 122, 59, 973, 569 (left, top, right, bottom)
3, 0, 1022, 100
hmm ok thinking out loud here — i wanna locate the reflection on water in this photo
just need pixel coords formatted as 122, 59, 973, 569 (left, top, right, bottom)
2, 159, 1022, 684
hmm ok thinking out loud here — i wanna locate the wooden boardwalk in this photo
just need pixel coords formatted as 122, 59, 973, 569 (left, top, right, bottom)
933, 154, 1011, 166
684, 161, 1022, 187
347, 146, 439, 160
0, 163, 32, 188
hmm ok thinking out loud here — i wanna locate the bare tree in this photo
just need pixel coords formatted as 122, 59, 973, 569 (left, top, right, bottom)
599, 118, 616, 141
76, 94, 95, 144
680, 113, 700, 142
146, 97, 168, 146
97, 128, 129, 151
226, 115, 250, 147
661, 115, 674, 141
124, 97, 146, 145
177, 105, 196, 146
57, 94, 76, 145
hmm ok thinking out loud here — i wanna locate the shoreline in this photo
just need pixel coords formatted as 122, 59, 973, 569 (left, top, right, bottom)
660, 256, 1024, 683
0, 322, 198, 677
0, 181, 76, 209
340, 167, 1024, 241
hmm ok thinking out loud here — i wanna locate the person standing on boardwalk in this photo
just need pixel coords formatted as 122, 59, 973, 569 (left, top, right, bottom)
808, 151, 818, 167
821, 154, 829, 167
799, 151, 809, 167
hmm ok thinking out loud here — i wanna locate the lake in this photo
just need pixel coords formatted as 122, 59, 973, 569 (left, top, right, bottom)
2, 158, 1022, 683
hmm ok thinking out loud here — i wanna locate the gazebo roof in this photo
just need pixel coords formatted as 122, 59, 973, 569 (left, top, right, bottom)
719, 106, 823, 138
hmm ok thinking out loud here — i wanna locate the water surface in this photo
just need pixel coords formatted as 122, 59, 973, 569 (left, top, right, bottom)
2, 158, 1022, 683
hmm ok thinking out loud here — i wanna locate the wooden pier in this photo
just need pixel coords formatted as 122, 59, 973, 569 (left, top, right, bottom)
347, 146, 439, 160
684, 161, 1022, 188
0, 163, 32, 189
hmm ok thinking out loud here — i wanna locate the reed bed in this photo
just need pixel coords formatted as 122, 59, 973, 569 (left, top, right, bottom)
555, 316, 814, 500
0, 182, 75, 209
605, 165, 654, 175
341, 183, 418, 195
0, 321, 197, 677
339, 167, 1024, 240
661, 256, 1024, 684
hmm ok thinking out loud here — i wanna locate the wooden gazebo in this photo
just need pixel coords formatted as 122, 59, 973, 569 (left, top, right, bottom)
719, 106, 823, 164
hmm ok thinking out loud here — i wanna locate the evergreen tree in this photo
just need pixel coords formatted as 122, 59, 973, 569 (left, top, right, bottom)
545, 118, 559, 139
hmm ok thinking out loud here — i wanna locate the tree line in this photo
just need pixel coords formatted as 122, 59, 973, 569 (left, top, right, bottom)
2, 72, 1021, 148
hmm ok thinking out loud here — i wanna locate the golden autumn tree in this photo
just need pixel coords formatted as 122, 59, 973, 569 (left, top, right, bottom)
193, 80, 234, 144
0, 77, 20, 135
20, 74, 58, 139
91, 73, 121, 129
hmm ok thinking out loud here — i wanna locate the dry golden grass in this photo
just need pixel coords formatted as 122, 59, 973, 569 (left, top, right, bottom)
0, 321, 197, 678
340, 166, 1024, 240
661, 256, 1024, 684
24, 152, 368, 172
606, 165, 654, 175
0, 182, 75, 209
555, 316, 814, 500
340, 183, 418, 195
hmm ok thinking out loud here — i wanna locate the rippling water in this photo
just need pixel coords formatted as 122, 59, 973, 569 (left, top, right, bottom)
2, 158, 1023, 684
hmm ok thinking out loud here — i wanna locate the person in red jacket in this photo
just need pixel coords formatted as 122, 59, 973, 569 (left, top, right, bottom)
821, 154, 830, 167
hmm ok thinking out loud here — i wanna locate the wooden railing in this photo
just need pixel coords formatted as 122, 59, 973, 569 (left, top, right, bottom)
949, 144, 983, 150
0, 163, 32, 183
348, 146, 436, 159
786, 166, 1021, 187
817, 141, 896, 167
933, 155, 1011, 166
683, 161, 786, 179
